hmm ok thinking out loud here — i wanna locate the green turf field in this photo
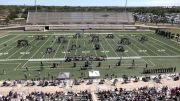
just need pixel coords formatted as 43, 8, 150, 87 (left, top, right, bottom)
0, 31, 180, 80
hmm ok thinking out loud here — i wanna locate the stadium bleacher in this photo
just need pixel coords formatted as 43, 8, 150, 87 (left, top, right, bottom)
96, 87, 180, 101
25, 12, 136, 31
27, 12, 134, 25
0, 91, 92, 101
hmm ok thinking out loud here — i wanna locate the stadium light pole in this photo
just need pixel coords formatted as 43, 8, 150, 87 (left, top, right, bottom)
35, 0, 37, 12
33, 0, 38, 25
125, 0, 128, 25
125, 0, 127, 13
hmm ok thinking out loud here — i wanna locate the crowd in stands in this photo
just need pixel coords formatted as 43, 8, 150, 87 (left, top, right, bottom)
1, 73, 180, 87
133, 13, 180, 24
97, 86, 180, 101
1, 86, 180, 101
0, 91, 92, 101
0, 73, 179, 101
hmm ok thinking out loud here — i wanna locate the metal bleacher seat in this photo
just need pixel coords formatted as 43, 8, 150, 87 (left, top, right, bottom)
27, 12, 134, 25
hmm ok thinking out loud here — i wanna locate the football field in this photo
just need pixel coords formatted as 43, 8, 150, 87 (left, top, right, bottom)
0, 31, 180, 80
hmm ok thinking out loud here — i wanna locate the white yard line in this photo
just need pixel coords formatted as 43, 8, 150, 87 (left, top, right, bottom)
11, 33, 75, 36
7, 38, 35, 59
19, 41, 41, 59
101, 35, 118, 57
1, 35, 26, 52
0, 35, 24, 52
5, 46, 16, 53
148, 59, 156, 67
147, 40, 170, 56
26, 65, 155, 70
91, 42, 98, 57
141, 55, 180, 58
5, 36, 31, 58
131, 37, 165, 55
146, 42, 169, 56
14, 63, 22, 71
128, 36, 159, 56
99, 35, 109, 57
127, 43, 149, 64
21, 36, 52, 68
129, 38, 149, 56
171, 39, 180, 45
146, 35, 180, 52
100, 43, 108, 57
53, 42, 62, 58
75, 36, 78, 55
0, 34, 9, 39
118, 37, 148, 64
7, 47, 25, 59
149, 38, 179, 55
0, 46, 14, 52
18, 46, 33, 59
129, 42, 150, 64
150, 58, 180, 60
89, 35, 98, 57
107, 56, 142, 60
53, 34, 65, 58
0, 55, 180, 62
30, 36, 52, 59
0, 35, 20, 48
64, 39, 71, 58
115, 34, 149, 64
41, 36, 56, 58
50, 38, 56, 47
112, 35, 128, 57
28, 65, 51, 69
83, 41, 87, 56
0, 63, 20, 64
0, 59, 29, 61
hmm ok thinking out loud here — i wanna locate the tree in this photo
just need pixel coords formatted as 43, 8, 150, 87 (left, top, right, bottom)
7, 11, 18, 20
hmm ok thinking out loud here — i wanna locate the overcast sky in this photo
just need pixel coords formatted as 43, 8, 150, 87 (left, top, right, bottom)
0, 0, 180, 6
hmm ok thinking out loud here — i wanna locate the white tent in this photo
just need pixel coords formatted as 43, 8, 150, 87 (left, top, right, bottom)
57, 72, 70, 79
88, 70, 100, 78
